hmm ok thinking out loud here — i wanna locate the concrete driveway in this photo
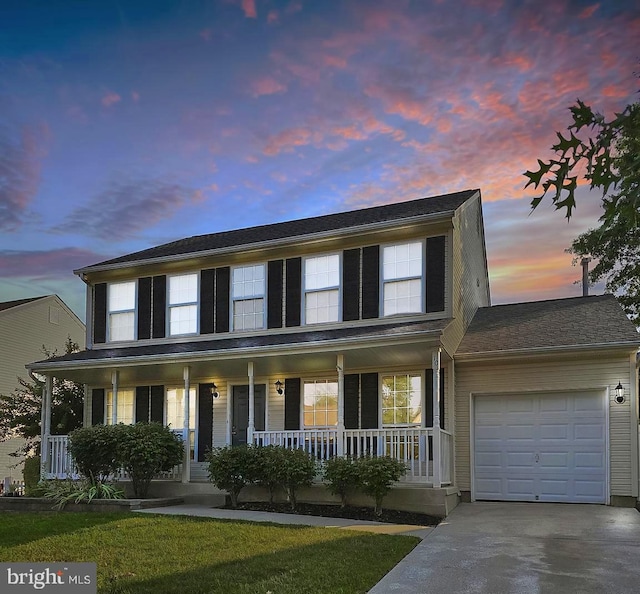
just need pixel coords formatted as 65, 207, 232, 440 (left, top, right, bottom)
369, 502, 640, 593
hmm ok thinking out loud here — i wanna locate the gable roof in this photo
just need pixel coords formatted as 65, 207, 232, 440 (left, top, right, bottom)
77, 189, 478, 273
0, 296, 47, 312
457, 294, 639, 357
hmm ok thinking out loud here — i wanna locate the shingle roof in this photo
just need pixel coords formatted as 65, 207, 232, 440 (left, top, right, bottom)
79, 189, 478, 271
29, 318, 449, 369
0, 296, 47, 312
457, 294, 639, 355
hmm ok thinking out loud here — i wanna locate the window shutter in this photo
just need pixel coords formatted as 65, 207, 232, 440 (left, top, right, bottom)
198, 384, 214, 462
267, 260, 284, 329
93, 283, 107, 344
342, 249, 360, 322
135, 386, 150, 423
150, 385, 164, 423
285, 258, 301, 327
361, 246, 380, 319
91, 388, 105, 425
137, 277, 152, 340
426, 236, 446, 313
284, 378, 301, 430
425, 368, 445, 428
200, 269, 215, 334
344, 374, 360, 429
360, 373, 378, 429
215, 267, 230, 333
152, 276, 166, 338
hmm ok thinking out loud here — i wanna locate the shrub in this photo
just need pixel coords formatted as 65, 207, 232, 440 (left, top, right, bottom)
356, 456, 406, 517
253, 445, 285, 503
44, 478, 124, 510
277, 448, 317, 511
206, 445, 259, 508
117, 423, 184, 498
23, 456, 44, 496
323, 456, 359, 508
68, 425, 121, 485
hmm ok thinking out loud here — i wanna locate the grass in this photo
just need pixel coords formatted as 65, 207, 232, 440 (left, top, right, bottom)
0, 512, 419, 593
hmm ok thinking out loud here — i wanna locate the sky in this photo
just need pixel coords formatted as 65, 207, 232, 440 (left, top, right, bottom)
0, 0, 638, 321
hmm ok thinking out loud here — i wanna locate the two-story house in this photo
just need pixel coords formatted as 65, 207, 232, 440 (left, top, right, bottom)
29, 189, 640, 516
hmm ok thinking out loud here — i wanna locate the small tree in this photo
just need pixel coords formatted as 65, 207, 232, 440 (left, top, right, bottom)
357, 456, 406, 517
277, 448, 317, 511
253, 445, 285, 503
117, 423, 183, 498
323, 456, 359, 508
206, 445, 259, 508
67, 425, 121, 486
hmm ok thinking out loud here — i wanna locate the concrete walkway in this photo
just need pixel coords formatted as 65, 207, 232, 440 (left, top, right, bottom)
134, 503, 434, 538
369, 502, 640, 594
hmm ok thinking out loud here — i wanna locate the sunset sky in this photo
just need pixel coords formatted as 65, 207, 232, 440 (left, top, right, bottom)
1, 0, 638, 320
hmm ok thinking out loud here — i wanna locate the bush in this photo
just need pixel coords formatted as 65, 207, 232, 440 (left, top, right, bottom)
117, 423, 184, 498
44, 478, 124, 510
23, 456, 44, 496
206, 445, 259, 508
253, 445, 285, 503
356, 456, 406, 517
68, 425, 121, 485
277, 448, 317, 511
323, 456, 359, 508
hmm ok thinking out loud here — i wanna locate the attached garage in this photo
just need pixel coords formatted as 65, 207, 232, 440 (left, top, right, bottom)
473, 391, 607, 503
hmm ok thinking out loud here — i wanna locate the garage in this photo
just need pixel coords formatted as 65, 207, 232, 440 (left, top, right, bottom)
474, 391, 607, 503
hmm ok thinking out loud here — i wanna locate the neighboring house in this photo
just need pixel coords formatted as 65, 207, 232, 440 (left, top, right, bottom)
28, 190, 640, 515
0, 296, 85, 480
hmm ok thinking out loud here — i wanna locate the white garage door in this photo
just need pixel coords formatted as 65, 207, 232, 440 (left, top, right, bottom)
474, 391, 606, 503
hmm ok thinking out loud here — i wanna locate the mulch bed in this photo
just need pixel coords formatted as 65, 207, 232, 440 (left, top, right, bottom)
226, 501, 441, 526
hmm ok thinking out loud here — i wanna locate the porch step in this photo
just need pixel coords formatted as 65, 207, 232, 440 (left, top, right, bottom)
133, 480, 226, 507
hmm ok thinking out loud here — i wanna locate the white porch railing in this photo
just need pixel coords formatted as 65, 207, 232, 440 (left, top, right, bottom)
253, 430, 338, 460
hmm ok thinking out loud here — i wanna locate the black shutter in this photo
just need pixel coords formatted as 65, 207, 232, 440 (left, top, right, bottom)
93, 283, 107, 344
200, 269, 215, 335
361, 246, 380, 319
285, 258, 301, 327
342, 249, 360, 322
198, 384, 214, 462
344, 374, 360, 429
284, 378, 301, 430
215, 266, 230, 333
267, 260, 284, 329
426, 236, 446, 313
135, 386, 150, 423
91, 388, 105, 425
137, 277, 152, 340
152, 276, 166, 338
150, 385, 164, 423
425, 369, 446, 428
360, 373, 378, 429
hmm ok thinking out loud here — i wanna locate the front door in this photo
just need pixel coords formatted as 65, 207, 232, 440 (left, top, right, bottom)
232, 385, 266, 446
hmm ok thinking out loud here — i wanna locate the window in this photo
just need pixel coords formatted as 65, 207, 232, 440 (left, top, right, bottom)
382, 242, 423, 316
232, 264, 265, 331
381, 374, 421, 426
105, 389, 135, 425
168, 274, 198, 335
166, 387, 197, 460
303, 380, 338, 428
108, 281, 136, 341
304, 254, 340, 324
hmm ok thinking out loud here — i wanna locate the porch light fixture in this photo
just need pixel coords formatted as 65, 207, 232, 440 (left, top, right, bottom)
614, 382, 625, 404
275, 380, 284, 395
211, 383, 219, 399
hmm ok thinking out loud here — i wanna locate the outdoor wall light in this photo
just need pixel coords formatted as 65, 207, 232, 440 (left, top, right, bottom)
211, 383, 220, 399
614, 382, 625, 404
275, 380, 284, 395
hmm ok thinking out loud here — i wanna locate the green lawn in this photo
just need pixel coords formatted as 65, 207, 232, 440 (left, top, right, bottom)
0, 512, 418, 593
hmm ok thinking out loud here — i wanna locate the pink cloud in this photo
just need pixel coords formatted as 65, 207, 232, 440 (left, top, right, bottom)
263, 127, 317, 156
242, 0, 257, 18
0, 248, 108, 278
579, 4, 599, 19
131, 91, 140, 102
251, 77, 287, 97
101, 92, 121, 107
267, 10, 279, 24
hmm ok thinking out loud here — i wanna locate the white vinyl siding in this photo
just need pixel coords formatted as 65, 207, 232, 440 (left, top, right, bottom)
105, 389, 135, 425
382, 242, 423, 316
232, 264, 265, 331
108, 281, 136, 342
304, 254, 340, 324
381, 374, 422, 426
168, 274, 198, 336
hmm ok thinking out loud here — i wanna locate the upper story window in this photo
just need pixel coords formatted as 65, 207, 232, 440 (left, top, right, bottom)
105, 389, 135, 425
381, 374, 421, 426
232, 264, 265, 331
382, 242, 423, 316
304, 254, 340, 324
108, 281, 136, 341
168, 274, 198, 336
303, 379, 338, 428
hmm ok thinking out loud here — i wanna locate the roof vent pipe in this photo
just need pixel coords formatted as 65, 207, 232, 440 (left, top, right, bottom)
581, 257, 591, 297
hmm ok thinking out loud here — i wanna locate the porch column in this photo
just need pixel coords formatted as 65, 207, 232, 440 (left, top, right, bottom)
247, 362, 255, 444
432, 348, 442, 488
182, 365, 191, 483
111, 370, 119, 425
336, 354, 344, 456
83, 384, 91, 428
40, 375, 52, 479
